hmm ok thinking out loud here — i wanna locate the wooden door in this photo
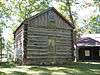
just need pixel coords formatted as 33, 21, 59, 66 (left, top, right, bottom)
48, 36, 56, 64
92, 50, 99, 60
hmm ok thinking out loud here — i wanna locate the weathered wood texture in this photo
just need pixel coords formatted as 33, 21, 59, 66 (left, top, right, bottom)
14, 25, 24, 64
14, 7, 74, 65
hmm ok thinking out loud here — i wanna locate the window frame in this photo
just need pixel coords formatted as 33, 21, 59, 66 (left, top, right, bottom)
85, 50, 90, 56
99, 50, 100, 56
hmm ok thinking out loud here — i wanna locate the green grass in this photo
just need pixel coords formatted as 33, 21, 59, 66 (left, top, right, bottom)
0, 62, 16, 68
0, 62, 100, 75
65, 62, 100, 75
29, 62, 100, 75
29, 66, 49, 71
0, 71, 7, 75
9, 71, 28, 75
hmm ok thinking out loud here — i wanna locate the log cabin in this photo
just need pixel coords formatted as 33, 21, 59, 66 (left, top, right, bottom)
77, 34, 100, 61
14, 7, 75, 65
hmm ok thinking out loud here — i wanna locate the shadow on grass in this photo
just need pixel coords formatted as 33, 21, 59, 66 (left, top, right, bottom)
9, 71, 28, 75
29, 67, 51, 75
65, 62, 100, 69
29, 62, 100, 75
29, 66, 73, 75
0, 71, 7, 75
62, 62, 100, 75
29, 66, 49, 71
39, 72, 51, 75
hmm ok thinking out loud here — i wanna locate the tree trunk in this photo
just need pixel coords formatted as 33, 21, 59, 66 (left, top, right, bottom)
65, 0, 74, 25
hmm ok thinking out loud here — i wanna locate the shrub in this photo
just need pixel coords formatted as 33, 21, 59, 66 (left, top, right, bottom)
0, 62, 16, 68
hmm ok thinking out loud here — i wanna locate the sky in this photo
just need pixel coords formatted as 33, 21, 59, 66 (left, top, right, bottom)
2, 0, 99, 42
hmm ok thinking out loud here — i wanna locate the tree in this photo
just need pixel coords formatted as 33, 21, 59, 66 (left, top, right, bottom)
0, 26, 4, 62
9, 0, 51, 21
0, 0, 51, 62
56, 0, 75, 24
81, 2, 99, 34
88, 15, 100, 33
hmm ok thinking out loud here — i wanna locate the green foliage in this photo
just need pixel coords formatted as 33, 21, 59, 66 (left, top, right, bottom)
0, 27, 4, 62
89, 15, 100, 26
0, 62, 16, 68
0, 0, 51, 52
0, 29, 4, 50
86, 15, 100, 33
10, 0, 50, 20
58, 0, 75, 24
93, 0, 100, 5
58, 0, 99, 36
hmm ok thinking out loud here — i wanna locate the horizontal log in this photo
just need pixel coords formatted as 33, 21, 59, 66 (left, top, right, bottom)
27, 48, 48, 51
27, 28, 71, 35
27, 45, 48, 49
27, 39, 46, 43
26, 56, 46, 59
27, 44, 47, 47
27, 53, 48, 55
28, 27, 71, 31
27, 32, 71, 37
56, 49, 71, 52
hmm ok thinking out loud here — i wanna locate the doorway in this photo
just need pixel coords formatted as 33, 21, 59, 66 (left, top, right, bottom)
48, 36, 56, 64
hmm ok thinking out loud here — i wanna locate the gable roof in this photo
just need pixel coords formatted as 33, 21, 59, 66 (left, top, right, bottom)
77, 34, 100, 46
14, 7, 75, 35
82, 34, 100, 42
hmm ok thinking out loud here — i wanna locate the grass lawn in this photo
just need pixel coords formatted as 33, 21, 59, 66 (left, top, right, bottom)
0, 62, 100, 75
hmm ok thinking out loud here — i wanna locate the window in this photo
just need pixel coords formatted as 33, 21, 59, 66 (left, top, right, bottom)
48, 11, 55, 21
47, 21, 56, 29
85, 50, 90, 56
47, 11, 56, 29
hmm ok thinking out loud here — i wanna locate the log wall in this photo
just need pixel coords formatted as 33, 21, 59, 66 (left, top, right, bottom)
14, 8, 74, 65
14, 25, 24, 64
25, 9, 74, 65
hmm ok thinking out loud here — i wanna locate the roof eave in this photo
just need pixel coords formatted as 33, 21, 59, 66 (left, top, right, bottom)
13, 7, 75, 36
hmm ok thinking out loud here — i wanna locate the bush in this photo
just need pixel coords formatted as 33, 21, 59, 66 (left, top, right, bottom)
0, 62, 16, 68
